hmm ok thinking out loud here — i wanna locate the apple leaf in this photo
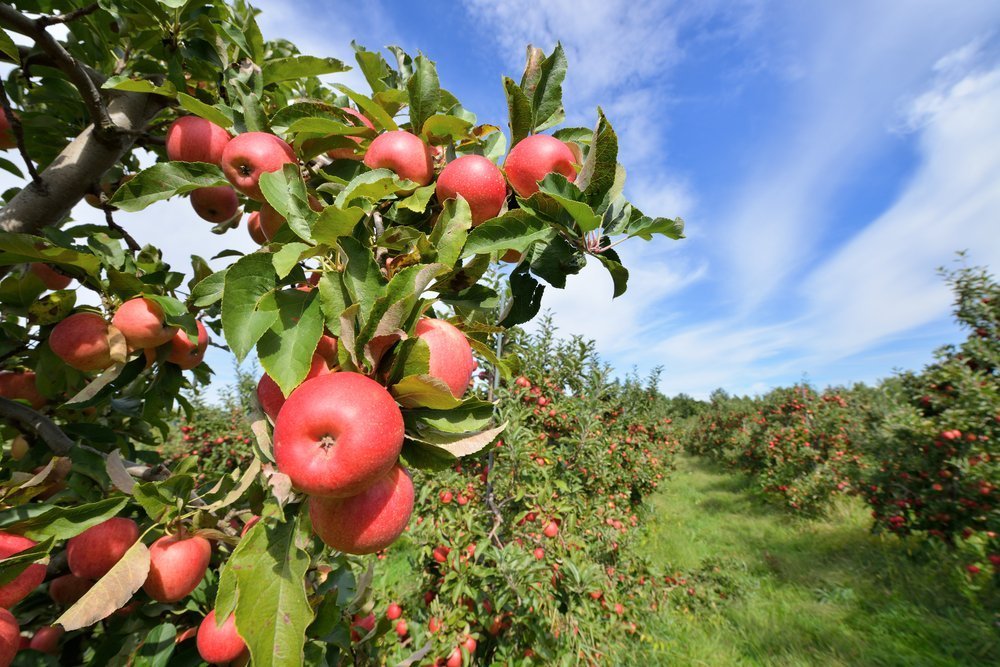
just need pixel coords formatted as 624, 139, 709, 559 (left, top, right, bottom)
500, 265, 545, 328
462, 210, 555, 258
391, 375, 462, 409
335, 169, 416, 209
529, 236, 586, 289
108, 162, 229, 212
537, 174, 602, 234
594, 248, 629, 298
312, 205, 366, 246
396, 184, 436, 213
0, 537, 53, 586
529, 43, 567, 132
421, 114, 473, 142
317, 271, 350, 337
334, 84, 398, 131
626, 213, 686, 241
577, 108, 619, 207
401, 422, 506, 469
260, 165, 319, 243
353, 43, 394, 93
339, 236, 386, 321
189, 269, 228, 307
430, 197, 473, 266
407, 54, 441, 134
385, 338, 431, 386
269, 102, 344, 136
221, 253, 279, 361
504, 77, 532, 147
0, 233, 103, 278
227, 509, 313, 667
176, 93, 233, 128
132, 622, 177, 666
0, 29, 20, 65
403, 398, 496, 434
56, 539, 150, 631
257, 289, 324, 397
5, 497, 128, 541
263, 56, 348, 86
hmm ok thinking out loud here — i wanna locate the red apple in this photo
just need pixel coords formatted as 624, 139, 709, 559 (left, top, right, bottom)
503, 134, 577, 197
0, 533, 46, 608
274, 372, 404, 497
48, 574, 93, 606
190, 186, 239, 223
166, 320, 209, 370
445, 647, 463, 667
246, 211, 267, 244
113, 297, 177, 350
543, 521, 559, 538
49, 312, 113, 372
221, 132, 297, 201
0, 371, 47, 409
197, 611, 247, 665
436, 155, 507, 225
256, 351, 335, 422
165, 116, 231, 165
414, 318, 475, 398
29, 264, 71, 290
309, 464, 414, 555
28, 626, 62, 655
394, 619, 408, 637
328, 107, 375, 160
363, 131, 433, 186
143, 533, 211, 603
386, 603, 402, 620
0, 608, 18, 666
350, 612, 376, 642
0, 111, 15, 150
66, 517, 139, 580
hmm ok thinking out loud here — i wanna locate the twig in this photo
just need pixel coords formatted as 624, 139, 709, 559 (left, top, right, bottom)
102, 203, 141, 253
36, 3, 100, 28
0, 3, 114, 139
0, 78, 42, 185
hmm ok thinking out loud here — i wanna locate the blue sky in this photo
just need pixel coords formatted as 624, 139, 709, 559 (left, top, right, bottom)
8, 0, 1000, 400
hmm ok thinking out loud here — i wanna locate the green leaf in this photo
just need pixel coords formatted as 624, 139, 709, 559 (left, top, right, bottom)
339, 237, 385, 321
263, 56, 349, 86
56, 540, 150, 631
0, 235, 102, 278
500, 266, 544, 327
353, 44, 394, 93
177, 93, 233, 128
504, 77, 533, 147
257, 290, 324, 397
391, 375, 462, 409
404, 398, 496, 434
259, 165, 318, 243
222, 253, 279, 361
577, 108, 619, 207
109, 162, 228, 212
229, 510, 313, 667
272, 243, 311, 279
4, 498, 127, 541
430, 197, 472, 266
627, 214, 686, 241
270, 102, 344, 136
536, 174, 602, 233
595, 250, 629, 298
0, 29, 20, 65
405, 422, 506, 457
133, 475, 194, 523
385, 337, 431, 386
190, 269, 227, 307
529, 236, 586, 288
334, 169, 415, 208
530, 43, 567, 132
421, 114, 472, 142
312, 206, 365, 246
396, 184, 436, 213
0, 536, 53, 586
462, 210, 555, 257
102, 75, 178, 98
334, 85, 398, 131
317, 271, 349, 337
0, 156, 23, 179
407, 55, 441, 133
132, 623, 177, 667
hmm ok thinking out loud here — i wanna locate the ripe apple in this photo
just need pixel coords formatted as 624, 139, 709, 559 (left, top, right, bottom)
0, 608, 18, 667
386, 603, 402, 620
256, 351, 335, 421
394, 619, 408, 637
190, 186, 239, 223
246, 211, 267, 244
328, 107, 375, 160
28, 626, 62, 655
543, 521, 559, 538
166, 320, 209, 370
363, 130, 433, 186
49, 312, 113, 372
350, 612, 375, 642
414, 318, 475, 398
0, 371, 47, 409
309, 464, 414, 555
29, 263, 71, 290
435, 155, 507, 225
0, 533, 46, 608
48, 574, 93, 606
221, 132, 297, 201
165, 116, 231, 165
274, 372, 404, 497
196, 611, 247, 665
503, 134, 577, 197
113, 297, 177, 350
66, 517, 139, 580
143, 533, 211, 603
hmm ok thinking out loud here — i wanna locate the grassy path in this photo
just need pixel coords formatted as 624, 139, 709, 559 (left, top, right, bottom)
632, 455, 998, 666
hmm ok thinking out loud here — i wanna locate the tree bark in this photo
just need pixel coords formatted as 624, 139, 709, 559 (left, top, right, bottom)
0, 90, 167, 236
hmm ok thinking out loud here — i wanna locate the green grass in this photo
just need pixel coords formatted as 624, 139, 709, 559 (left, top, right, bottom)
632, 455, 999, 667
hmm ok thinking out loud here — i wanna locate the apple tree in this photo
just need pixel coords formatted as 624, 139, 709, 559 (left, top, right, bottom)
0, 1, 683, 665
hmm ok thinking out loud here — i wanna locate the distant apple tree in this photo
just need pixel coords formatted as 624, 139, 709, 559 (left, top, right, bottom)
0, 1, 683, 665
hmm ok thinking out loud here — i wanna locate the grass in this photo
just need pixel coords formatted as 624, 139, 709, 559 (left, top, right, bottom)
631, 455, 999, 667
